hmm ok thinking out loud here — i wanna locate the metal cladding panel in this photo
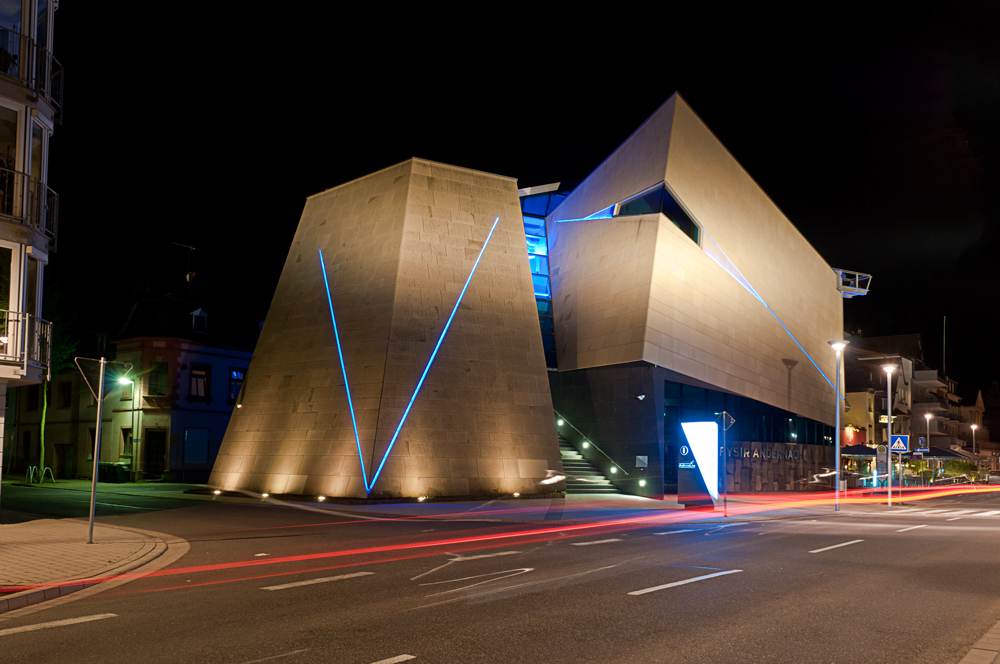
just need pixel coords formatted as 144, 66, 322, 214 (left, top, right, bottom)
547, 93, 841, 426
209, 159, 561, 497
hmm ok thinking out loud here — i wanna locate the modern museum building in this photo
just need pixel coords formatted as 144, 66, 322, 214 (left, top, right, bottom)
209, 93, 847, 500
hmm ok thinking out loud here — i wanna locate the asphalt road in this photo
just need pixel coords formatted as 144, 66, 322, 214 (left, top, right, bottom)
3, 489, 1000, 664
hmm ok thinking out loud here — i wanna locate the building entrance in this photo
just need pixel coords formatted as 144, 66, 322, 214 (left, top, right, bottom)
144, 429, 166, 478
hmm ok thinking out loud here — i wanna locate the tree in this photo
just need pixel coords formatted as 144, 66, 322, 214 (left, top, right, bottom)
36, 291, 79, 482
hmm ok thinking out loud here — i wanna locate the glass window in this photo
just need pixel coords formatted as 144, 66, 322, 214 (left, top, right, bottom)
522, 195, 549, 216
0, 245, 10, 311
522, 215, 546, 236
25, 256, 38, 316
58, 381, 71, 408
542, 334, 555, 352
36, 0, 47, 51
525, 234, 547, 256
528, 254, 549, 276
549, 193, 568, 214
538, 317, 553, 334
184, 428, 210, 464
148, 362, 168, 396
0, 106, 18, 217
189, 363, 210, 399
121, 427, 133, 456
0, 3, 21, 32
532, 274, 550, 297
536, 299, 552, 316
30, 123, 44, 182
229, 369, 245, 403
617, 187, 663, 216
661, 189, 700, 244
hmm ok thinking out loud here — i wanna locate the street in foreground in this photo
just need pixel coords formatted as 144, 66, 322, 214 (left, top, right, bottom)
2, 485, 1000, 664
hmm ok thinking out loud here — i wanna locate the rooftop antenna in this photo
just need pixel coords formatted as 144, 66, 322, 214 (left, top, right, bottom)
173, 242, 197, 284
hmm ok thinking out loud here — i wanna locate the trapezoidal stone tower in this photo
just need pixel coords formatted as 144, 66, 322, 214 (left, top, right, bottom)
209, 159, 562, 498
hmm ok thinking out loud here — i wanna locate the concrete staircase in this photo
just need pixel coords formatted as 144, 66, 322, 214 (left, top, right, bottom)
558, 437, 621, 494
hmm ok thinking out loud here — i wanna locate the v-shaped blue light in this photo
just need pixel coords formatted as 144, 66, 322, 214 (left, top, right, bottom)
319, 216, 501, 494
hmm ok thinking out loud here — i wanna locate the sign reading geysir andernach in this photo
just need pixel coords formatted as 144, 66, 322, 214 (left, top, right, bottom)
723, 441, 834, 493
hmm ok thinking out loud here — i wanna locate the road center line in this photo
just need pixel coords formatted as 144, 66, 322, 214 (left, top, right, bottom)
947, 517, 962, 521
240, 649, 311, 663
921, 510, 948, 514
628, 569, 742, 596
571, 539, 621, 546
654, 530, 698, 535
896, 525, 927, 532
978, 511, 1000, 517
808, 540, 864, 554
450, 551, 520, 561
0, 614, 117, 638
260, 571, 373, 591
370, 655, 416, 664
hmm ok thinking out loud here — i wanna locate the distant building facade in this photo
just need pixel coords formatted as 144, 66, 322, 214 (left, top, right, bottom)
9, 297, 253, 482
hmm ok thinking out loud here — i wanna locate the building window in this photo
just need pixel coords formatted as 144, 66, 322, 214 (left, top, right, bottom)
188, 363, 211, 402
191, 308, 208, 333
228, 369, 245, 404
148, 362, 168, 396
616, 183, 700, 245
183, 428, 210, 464
57, 381, 72, 409
26, 385, 39, 411
121, 427, 133, 456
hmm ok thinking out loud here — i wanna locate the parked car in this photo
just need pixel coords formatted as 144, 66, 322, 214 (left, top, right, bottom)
988, 472, 1000, 485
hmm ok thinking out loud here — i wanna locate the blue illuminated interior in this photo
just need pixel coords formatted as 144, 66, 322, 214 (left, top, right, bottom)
318, 248, 369, 491
367, 216, 503, 492
520, 190, 563, 369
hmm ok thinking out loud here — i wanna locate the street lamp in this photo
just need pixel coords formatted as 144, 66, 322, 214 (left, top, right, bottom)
924, 413, 932, 488
828, 340, 849, 511
882, 364, 896, 507
972, 424, 978, 456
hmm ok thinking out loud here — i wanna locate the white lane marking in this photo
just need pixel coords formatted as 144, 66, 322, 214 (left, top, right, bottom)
654, 529, 698, 535
978, 511, 1000, 517
241, 649, 311, 663
370, 656, 416, 664
628, 569, 742, 596
260, 572, 373, 591
896, 525, 927, 533
943, 510, 975, 516
450, 551, 521, 561
920, 509, 948, 514
809, 539, 864, 554
571, 539, 621, 546
0, 613, 117, 637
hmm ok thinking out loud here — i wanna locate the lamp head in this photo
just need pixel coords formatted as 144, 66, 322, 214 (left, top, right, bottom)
972, 424, 978, 431
118, 377, 132, 385
924, 413, 932, 421
828, 340, 849, 352
881, 364, 897, 375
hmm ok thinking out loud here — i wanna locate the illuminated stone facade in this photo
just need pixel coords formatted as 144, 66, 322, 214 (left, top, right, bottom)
209, 159, 561, 498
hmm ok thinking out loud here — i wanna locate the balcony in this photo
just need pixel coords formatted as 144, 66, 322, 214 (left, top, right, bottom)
0, 27, 64, 120
0, 166, 58, 241
0, 309, 52, 377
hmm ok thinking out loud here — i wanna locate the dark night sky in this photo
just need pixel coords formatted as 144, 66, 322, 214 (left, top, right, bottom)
44, 5, 1000, 403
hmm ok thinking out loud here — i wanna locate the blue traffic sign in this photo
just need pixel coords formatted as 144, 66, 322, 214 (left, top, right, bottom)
915, 436, 930, 453
890, 435, 910, 452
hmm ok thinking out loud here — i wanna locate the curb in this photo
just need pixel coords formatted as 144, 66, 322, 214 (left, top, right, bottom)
0, 532, 169, 615
960, 620, 1000, 664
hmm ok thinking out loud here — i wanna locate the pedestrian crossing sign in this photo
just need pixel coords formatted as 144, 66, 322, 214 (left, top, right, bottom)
890, 435, 909, 452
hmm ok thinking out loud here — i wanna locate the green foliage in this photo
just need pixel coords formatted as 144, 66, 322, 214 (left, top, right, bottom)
944, 460, 978, 477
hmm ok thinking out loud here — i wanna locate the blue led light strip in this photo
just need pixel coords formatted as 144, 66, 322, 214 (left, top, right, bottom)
318, 248, 370, 491
367, 216, 502, 492
702, 231, 841, 396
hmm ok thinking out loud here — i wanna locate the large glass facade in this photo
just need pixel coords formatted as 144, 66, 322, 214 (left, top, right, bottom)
663, 379, 834, 492
520, 189, 566, 368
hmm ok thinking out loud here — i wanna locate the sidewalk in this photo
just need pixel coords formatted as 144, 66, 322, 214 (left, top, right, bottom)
0, 513, 172, 614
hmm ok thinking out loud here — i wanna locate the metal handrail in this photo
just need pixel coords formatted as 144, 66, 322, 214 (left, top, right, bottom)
553, 408, 629, 476
0, 165, 59, 238
0, 309, 52, 371
0, 27, 64, 118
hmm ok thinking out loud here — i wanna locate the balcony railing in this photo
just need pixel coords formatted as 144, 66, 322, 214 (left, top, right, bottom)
0, 165, 58, 240
0, 27, 64, 120
0, 309, 52, 378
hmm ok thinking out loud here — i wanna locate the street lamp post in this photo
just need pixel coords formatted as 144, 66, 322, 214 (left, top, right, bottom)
883, 364, 896, 507
972, 424, 979, 479
924, 413, 932, 488
829, 340, 849, 511
118, 377, 136, 483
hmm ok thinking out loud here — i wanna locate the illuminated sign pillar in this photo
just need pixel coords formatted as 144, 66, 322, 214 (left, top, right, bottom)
678, 422, 719, 510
